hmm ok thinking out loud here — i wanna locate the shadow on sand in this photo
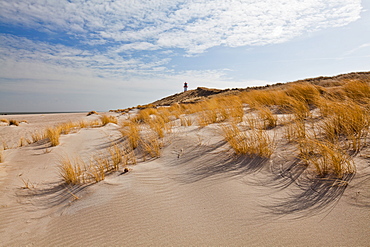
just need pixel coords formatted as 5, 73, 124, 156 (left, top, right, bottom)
172, 142, 358, 217
17, 181, 92, 211
169, 140, 270, 183
262, 158, 356, 218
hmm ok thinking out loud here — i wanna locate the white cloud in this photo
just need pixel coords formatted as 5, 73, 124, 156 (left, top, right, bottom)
0, 34, 169, 79
0, 0, 362, 54
0, 34, 256, 97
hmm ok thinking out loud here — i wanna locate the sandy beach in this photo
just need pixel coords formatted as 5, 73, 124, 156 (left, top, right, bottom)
1, 0, 369, 244
0, 107, 369, 246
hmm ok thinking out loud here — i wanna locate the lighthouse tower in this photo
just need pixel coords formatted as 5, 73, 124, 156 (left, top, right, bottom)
183, 82, 188, 92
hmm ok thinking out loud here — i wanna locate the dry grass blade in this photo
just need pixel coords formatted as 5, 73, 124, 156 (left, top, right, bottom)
256, 106, 277, 129
132, 108, 158, 123
59, 121, 75, 134
283, 96, 311, 120
109, 145, 123, 171
241, 89, 288, 107
180, 116, 193, 126
221, 124, 275, 158
284, 120, 307, 142
46, 127, 61, 146
122, 151, 137, 166
9, 119, 20, 126
140, 134, 163, 158
318, 100, 369, 152
299, 139, 355, 178
342, 79, 370, 105
285, 82, 321, 106
18, 137, 28, 147
0, 119, 9, 125
59, 157, 85, 185
31, 131, 45, 143
90, 157, 108, 183
120, 121, 141, 149
20, 177, 35, 189
101, 114, 118, 126
148, 116, 166, 138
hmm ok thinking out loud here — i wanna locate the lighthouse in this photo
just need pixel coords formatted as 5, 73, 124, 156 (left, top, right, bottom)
183, 82, 188, 92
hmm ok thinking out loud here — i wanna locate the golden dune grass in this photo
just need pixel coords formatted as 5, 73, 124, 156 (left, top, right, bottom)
285, 82, 321, 106
109, 144, 123, 171
87, 111, 98, 116
221, 123, 275, 157
240, 89, 288, 107
31, 131, 45, 143
299, 139, 355, 178
318, 100, 369, 152
120, 121, 140, 149
180, 116, 193, 126
46, 127, 61, 146
9, 119, 20, 126
59, 144, 135, 184
342, 79, 370, 105
0, 119, 9, 125
148, 116, 167, 138
284, 119, 308, 143
156, 107, 174, 123
59, 157, 85, 185
18, 137, 28, 147
100, 114, 118, 126
256, 106, 278, 129
140, 133, 163, 159
132, 108, 158, 123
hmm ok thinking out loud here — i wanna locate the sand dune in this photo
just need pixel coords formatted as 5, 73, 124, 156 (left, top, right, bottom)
0, 109, 369, 246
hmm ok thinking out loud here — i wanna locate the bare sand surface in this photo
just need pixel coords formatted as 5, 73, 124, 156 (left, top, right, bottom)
0, 112, 369, 246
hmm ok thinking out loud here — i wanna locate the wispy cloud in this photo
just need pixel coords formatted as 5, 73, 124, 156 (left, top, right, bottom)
0, 0, 362, 54
0, 33, 254, 96
344, 43, 370, 56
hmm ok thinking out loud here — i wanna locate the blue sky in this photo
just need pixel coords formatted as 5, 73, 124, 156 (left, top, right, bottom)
0, 0, 369, 112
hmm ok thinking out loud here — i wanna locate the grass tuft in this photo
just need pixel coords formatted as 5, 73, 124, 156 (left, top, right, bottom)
59, 157, 85, 185
0, 119, 9, 125
342, 79, 370, 105
318, 100, 369, 152
31, 131, 45, 143
109, 145, 123, 171
221, 123, 275, 157
87, 111, 98, 116
180, 116, 193, 126
256, 106, 278, 129
9, 120, 20, 126
100, 115, 118, 126
140, 133, 163, 158
120, 121, 141, 149
299, 139, 355, 178
46, 127, 61, 146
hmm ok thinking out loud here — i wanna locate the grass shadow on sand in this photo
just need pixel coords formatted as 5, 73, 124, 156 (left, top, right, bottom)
262, 159, 356, 218
16, 182, 91, 210
170, 140, 270, 183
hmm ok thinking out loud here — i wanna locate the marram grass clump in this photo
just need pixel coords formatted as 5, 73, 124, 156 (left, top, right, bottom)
46, 127, 61, 146
221, 123, 275, 158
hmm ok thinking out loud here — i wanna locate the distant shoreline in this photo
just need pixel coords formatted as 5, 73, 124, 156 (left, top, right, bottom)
0, 111, 87, 116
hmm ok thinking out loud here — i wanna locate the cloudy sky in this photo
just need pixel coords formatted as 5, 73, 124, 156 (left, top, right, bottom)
0, 0, 369, 112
